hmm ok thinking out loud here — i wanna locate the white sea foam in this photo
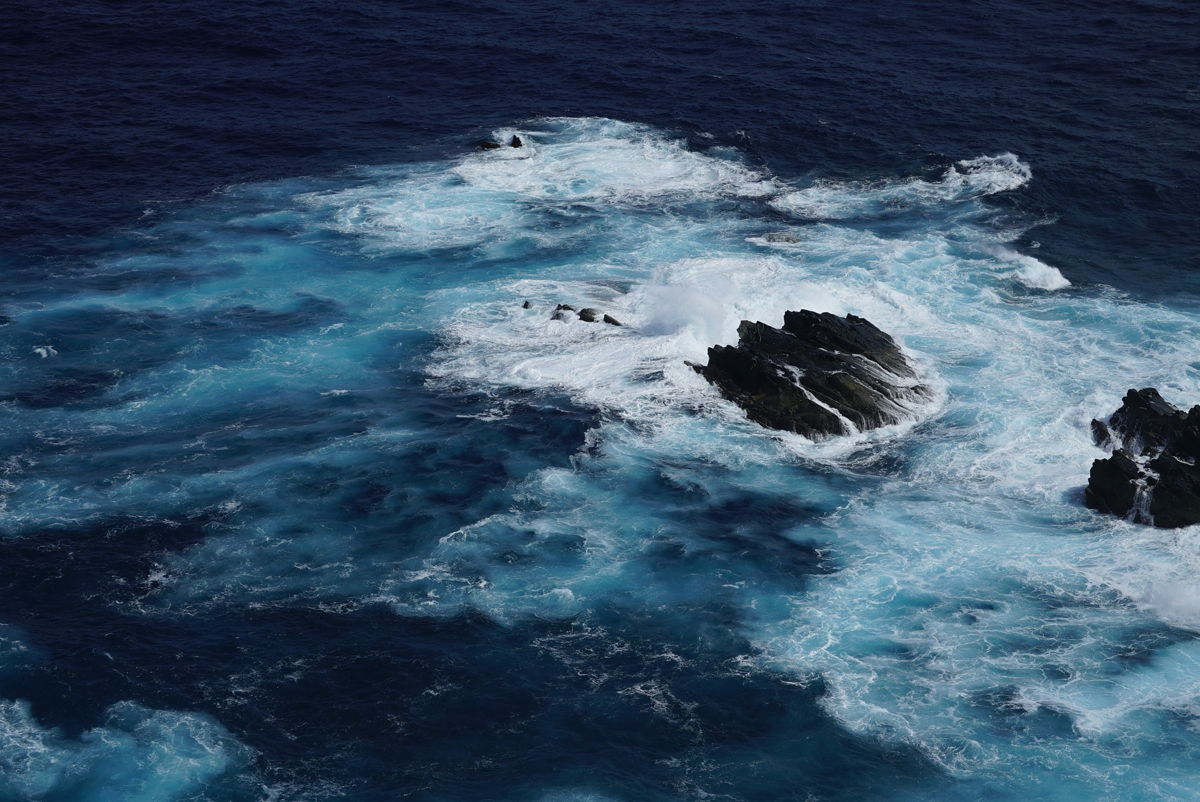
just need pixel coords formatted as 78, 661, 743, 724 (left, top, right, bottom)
0, 699, 250, 801
988, 245, 1072, 290
301, 118, 773, 256
452, 118, 775, 203
771, 152, 1032, 221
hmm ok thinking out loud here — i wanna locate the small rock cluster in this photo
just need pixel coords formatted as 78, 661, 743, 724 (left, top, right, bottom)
524, 301, 621, 326
1087, 388, 1200, 528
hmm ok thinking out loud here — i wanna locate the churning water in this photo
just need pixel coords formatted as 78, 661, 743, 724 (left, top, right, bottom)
2, 114, 1200, 799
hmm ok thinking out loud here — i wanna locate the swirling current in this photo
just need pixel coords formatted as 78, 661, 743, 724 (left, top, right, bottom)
4, 2, 1200, 801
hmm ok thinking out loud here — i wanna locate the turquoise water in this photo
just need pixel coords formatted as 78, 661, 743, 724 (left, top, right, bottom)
3, 119, 1200, 800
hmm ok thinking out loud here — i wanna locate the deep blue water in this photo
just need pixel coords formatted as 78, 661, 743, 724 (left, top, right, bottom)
2, 2, 1200, 801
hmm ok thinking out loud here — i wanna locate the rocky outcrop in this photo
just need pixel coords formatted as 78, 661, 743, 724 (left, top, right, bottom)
696, 310, 931, 439
1086, 388, 1200, 528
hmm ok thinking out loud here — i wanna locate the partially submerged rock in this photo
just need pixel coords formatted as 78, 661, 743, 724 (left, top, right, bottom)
696, 310, 930, 439
479, 136, 523, 150
1086, 388, 1200, 528
548, 304, 621, 326
762, 232, 800, 244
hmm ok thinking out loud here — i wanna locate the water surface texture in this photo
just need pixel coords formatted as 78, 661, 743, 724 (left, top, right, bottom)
2, 3, 1200, 801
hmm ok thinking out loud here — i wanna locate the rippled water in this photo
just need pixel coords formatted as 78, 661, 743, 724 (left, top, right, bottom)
6, 0, 1200, 797
1, 115, 1200, 800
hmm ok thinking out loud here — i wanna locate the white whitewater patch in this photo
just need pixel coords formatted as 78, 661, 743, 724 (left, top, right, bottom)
300, 118, 773, 256
771, 153, 1032, 221
0, 699, 251, 801
451, 119, 776, 203
988, 245, 1072, 290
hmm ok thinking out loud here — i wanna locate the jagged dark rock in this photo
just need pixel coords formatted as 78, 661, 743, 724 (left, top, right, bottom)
479, 140, 502, 150
555, 304, 575, 312
522, 301, 532, 309
1086, 388, 1200, 527
603, 314, 622, 326
510, 135, 523, 148
1085, 448, 1141, 518
1147, 453, 1200, 528
697, 310, 930, 439
578, 308, 600, 322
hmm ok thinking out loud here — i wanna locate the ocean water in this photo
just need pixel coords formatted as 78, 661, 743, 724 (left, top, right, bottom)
3, 3, 1200, 801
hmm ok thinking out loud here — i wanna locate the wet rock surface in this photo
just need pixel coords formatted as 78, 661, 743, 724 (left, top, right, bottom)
1087, 388, 1200, 528
696, 310, 931, 439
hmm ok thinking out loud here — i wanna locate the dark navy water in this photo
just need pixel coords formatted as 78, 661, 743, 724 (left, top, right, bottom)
2, 2, 1200, 801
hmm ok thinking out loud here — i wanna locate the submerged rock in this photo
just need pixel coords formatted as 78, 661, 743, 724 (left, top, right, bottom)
577, 308, 600, 322
603, 314, 622, 326
697, 310, 930, 439
1086, 388, 1200, 528
478, 140, 502, 150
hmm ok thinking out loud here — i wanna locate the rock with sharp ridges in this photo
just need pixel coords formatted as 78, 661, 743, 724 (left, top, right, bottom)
1086, 388, 1200, 528
697, 310, 931, 439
